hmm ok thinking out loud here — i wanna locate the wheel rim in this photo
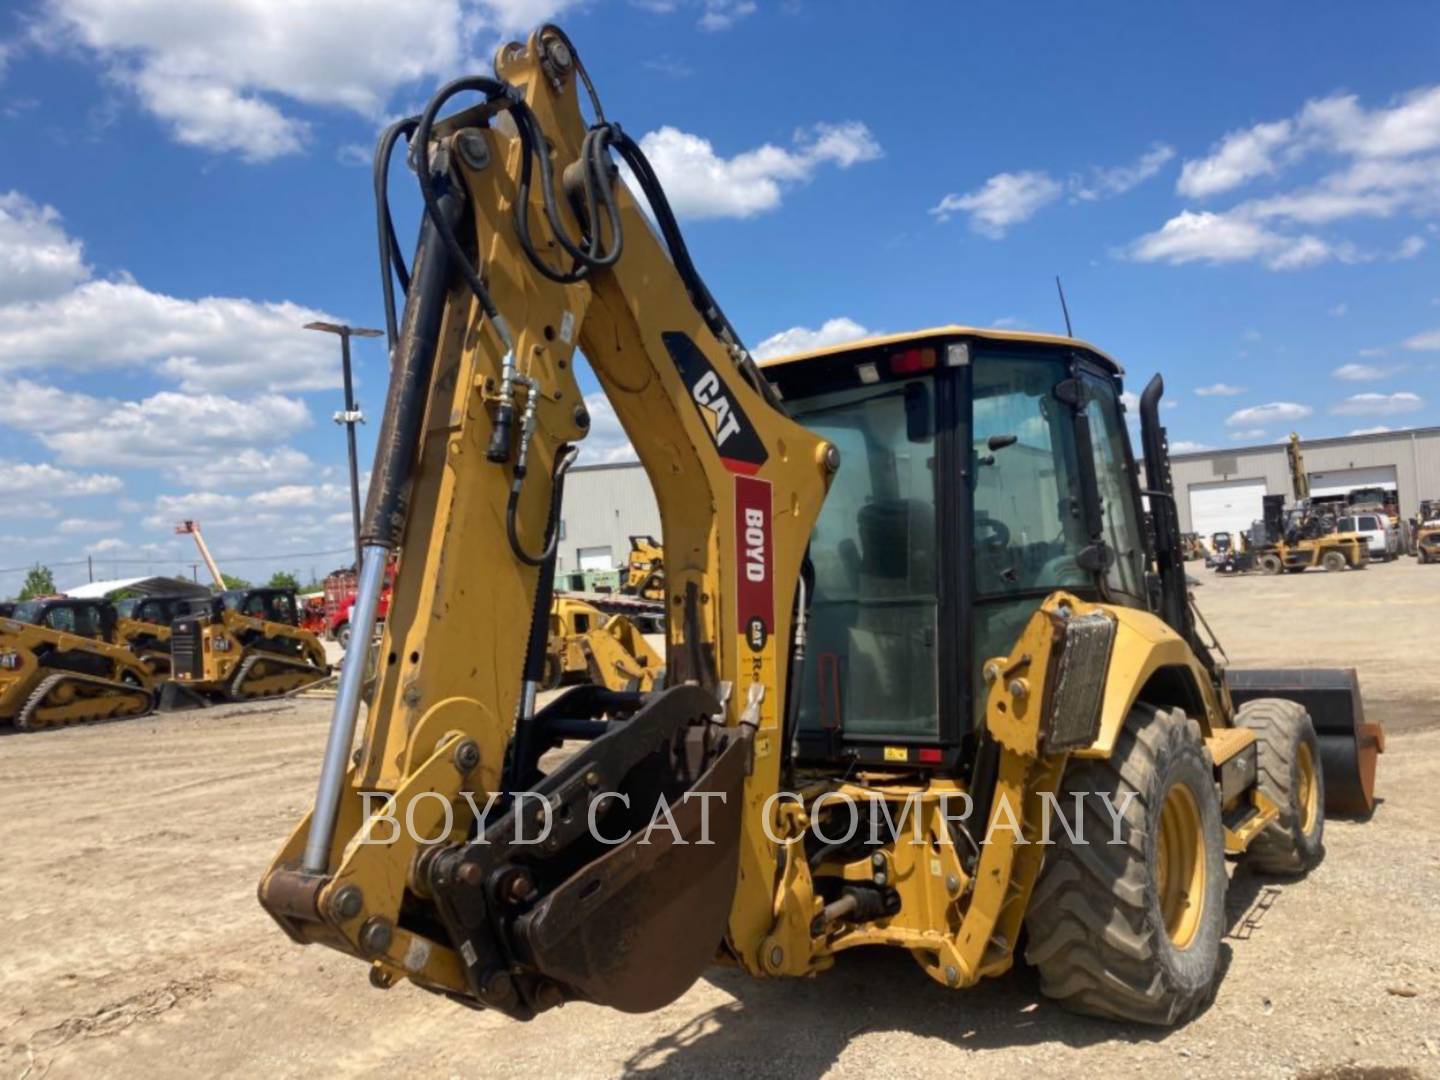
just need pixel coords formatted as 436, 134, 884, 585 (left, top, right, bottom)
1156, 781, 1207, 949
1297, 740, 1319, 835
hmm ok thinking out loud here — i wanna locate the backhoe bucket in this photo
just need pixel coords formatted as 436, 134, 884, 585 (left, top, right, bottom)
426, 683, 752, 1019
1226, 668, 1383, 815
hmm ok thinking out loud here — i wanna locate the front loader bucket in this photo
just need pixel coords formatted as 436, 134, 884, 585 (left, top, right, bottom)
158, 681, 210, 712
1226, 668, 1384, 815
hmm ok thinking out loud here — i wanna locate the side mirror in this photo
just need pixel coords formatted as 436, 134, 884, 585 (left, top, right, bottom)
904, 381, 932, 443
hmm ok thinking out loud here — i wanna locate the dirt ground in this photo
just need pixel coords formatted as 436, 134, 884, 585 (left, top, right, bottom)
3, 559, 1438, 1079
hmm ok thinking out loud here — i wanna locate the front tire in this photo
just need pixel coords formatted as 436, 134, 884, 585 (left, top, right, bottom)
1322, 551, 1347, 572
336, 622, 351, 650
1258, 553, 1283, 575
1025, 706, 1227, 1026
1236, 699, 1325, 875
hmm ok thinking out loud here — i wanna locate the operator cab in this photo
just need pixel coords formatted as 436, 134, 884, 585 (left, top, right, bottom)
219, 588, 300, 626
117, 594, 208, 625
8, 598, 119, 642
763, 327, 1147, 771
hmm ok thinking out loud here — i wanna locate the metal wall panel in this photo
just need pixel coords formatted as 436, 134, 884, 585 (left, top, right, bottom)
1165, 426, 1440, 530
556, 462, 660, 573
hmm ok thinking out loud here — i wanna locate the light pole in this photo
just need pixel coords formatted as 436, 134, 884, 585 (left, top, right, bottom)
305, 321, 383, 570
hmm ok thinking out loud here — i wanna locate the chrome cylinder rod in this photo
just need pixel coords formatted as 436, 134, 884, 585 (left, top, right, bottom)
302, 543, 389, 873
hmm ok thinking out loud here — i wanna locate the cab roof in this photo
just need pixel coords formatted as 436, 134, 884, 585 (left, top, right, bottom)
757, 324, 1124, 376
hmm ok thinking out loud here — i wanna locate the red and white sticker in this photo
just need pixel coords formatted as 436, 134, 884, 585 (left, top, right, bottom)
734, 474, 774, 654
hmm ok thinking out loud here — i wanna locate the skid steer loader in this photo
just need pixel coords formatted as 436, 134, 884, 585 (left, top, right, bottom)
259, 24, 1381, 1027
1, 597, 156, 730
164, 587, 330, 707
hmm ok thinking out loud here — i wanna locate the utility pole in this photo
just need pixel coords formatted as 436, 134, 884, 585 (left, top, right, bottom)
305, 321, 383, 570
87, 555, 93, 583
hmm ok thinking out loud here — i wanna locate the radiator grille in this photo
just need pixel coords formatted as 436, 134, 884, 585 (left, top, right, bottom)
1045, 611, 1115, 751
170, 619, 205, 679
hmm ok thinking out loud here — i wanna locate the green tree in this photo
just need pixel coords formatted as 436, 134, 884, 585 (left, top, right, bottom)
218, 573, 252, 591
18, 564, 56, 601
267, 570, 301, 591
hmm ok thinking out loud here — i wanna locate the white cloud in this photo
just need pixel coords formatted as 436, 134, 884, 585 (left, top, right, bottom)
1226, 401, 1313, 427
0, 459, 123, 500
1177, 119, 1294, 198
0, 191, 89, 302
1126, 210, 1330, 269
1070, 143, 1175, 201
0, 379, 311, 467
575, 391, 636, 465
1332, 362, 1403, 381
698, 0, 756, 31
930, 171, 1062, 237
753, 316, 872, 360
1404, 328, 1440, 351
180, 447, 321, 491
86, 537, 127, 554
1148, 85, 1440, 271
1348, 425, 1394, 436
635, 121, 881, 220
248, 483, 349, 509
1195, 382, 1245, 396
1331, 391, 1424, 416
58, 517, 122, 534
1329, 302, 1348, 317
0, 191, 344, 392
1397, 235, 1426, 259
1229, 428, 1267, 441
41, 0, 584, 161
1170, 441, 1210, 454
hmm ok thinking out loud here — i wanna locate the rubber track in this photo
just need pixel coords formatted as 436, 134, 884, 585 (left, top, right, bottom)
16, 671, 152, 731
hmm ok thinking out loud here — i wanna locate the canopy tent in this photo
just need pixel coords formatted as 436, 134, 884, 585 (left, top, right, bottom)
63, 576, 211, 600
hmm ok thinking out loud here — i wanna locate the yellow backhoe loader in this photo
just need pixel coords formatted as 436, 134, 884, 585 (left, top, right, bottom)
1, 597, 156, 730
621, 535, 666, 601
163, 587, 330, 707
259, 25, 1381, 1028
545, 595, 662, 692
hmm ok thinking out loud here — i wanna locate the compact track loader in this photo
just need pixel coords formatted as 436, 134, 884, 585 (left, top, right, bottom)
115, 593, 209, 677
164, 587, 329, 706
1, 597, 156, 730
260, 25, 1381, 1028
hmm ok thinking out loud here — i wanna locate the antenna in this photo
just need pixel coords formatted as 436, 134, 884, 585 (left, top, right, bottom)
1055, 275, 1073, 337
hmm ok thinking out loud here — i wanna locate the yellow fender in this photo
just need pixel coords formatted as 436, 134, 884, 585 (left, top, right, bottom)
1073, 604, 1225, 759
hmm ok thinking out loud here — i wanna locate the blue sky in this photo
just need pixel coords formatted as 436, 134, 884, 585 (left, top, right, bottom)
2, 0, 1439, 594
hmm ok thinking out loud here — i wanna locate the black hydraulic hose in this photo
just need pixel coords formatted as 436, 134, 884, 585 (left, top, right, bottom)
413, 75, 512, 322
507, 445, 576, 567
374, 116, 419, 350
359, 189, 462, 548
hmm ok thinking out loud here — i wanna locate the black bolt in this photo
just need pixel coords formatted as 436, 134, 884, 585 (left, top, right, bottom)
453, 739, 480, 774
330, 884, 364, 921
573, 405, 590, 430
359, 916, 393, 957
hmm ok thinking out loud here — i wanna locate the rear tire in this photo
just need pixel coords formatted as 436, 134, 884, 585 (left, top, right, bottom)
1235, 699, 1325, 875
1322, 551, 1347, 572
1025, 706, 1226, 1026
1258, 553, 1282, 575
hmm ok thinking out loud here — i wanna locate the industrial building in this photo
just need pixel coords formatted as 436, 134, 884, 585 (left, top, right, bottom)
1171, 426, 1440, 539
556, 461, 660, 574
561, 427, 1440, 565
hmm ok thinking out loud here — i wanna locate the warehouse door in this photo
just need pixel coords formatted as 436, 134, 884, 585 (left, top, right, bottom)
577, 545, 614, 571
1189, 478, 1267, 539
1308, 465, 1398, 498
